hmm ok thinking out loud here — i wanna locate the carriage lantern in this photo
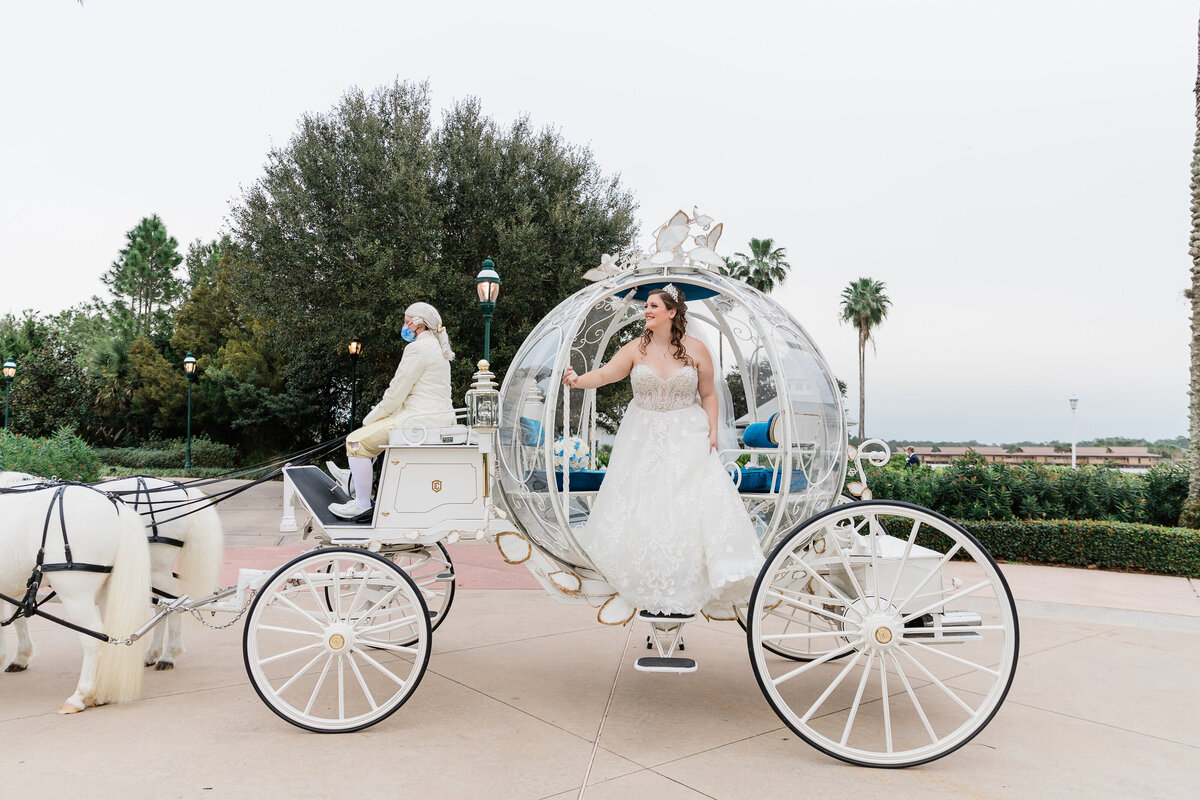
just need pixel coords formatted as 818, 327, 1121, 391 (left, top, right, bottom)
466, 360, 500, 431
183, 353, 197, 470
475, 258, 501, 361
348, 337, 363, 429
2, 357, 14, 429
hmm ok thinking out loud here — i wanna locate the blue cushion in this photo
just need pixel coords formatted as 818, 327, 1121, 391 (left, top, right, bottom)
734, 466, 808, 493
527, 469, 606, 492
742, 413, 779, 448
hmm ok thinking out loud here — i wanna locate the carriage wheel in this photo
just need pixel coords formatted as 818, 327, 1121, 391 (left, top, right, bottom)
746, 501, 1018, 767
243, 548, 431, 733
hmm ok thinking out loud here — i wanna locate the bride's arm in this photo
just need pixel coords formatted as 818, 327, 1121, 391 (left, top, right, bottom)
691, 339, 719, 452
563, 341, 636, 389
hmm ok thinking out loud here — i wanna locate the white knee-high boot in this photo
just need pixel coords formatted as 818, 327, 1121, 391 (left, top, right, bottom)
349, 456, 374, 509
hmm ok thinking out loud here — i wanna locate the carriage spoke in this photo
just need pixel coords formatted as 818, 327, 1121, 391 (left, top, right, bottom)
879, 652, 892, 753
831, 520, 872, 608
900, 580, 992, 626
904, 639, 1001, 676
256, 624, 323, 638
353, 647, 409, 688
300, 571, 335, 624
355, 582, 404, 623
304, 654, 335, 715
356, 639, 419, 656
357, 613, 420, 637
274, 650, 326, 693
798, 651, 864, 723
258, 641, 322, 666
761, 628, 852, 642
347, 564, 371, 617
347, 652, 378, 711
337, 656, 345, 721
772, 640, 859, 686
331, 558, 344, 619
764, 590, 852, 626
840, 651, 876, 746
782, 559, 857, 609
885, 519, 922, 607
894, 543, 962, 611
888, 651, 937, 745
272, 593, 327, 630
867, 516, 883, 612
896, 647, 978, 716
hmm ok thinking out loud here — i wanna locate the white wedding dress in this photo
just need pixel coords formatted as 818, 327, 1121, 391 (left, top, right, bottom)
579, 364, 765, 615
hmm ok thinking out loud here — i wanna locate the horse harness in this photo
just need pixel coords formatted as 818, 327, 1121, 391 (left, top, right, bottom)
130, 476, 186, 602
0, 483, 122, 643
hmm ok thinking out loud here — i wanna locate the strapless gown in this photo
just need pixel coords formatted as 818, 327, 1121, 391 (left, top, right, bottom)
578, 364, 764, 614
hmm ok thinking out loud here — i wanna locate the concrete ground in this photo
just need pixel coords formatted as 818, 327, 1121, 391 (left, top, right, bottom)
3, 479, 1199, 799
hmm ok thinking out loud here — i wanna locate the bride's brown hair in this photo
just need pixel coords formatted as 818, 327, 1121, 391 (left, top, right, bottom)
638, 287, 693, 366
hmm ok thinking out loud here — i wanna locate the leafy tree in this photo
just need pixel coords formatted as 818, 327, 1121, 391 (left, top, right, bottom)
839, 277, 891, 440
5, 332, 98, 438
184, 235, 233, 291
127, 336, 187, 435
720, 237, 791, 293
229, 80, 636, 444
102, 214, 185, 341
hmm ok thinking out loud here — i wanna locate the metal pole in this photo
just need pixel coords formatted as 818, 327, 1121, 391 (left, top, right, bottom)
185, 379, 193, 470
3, 381, 8, 429
350, 355, 358, 430
1071, 407, 1077, 469
483, 313, 492, 362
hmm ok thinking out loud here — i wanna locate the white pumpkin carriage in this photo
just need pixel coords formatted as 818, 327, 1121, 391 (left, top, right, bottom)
261, 212, 1019, 767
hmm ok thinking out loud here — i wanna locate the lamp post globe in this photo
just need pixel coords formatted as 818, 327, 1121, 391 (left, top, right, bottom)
348, 337, 363, 430
475, 258, 501, 361
2, 357, 15, 430
183, 353, 198, 470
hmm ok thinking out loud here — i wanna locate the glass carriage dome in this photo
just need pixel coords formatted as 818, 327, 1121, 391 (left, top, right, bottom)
495, 226, 846, 570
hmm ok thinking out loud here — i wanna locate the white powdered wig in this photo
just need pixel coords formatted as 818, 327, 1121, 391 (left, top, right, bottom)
406, 302, 455, 361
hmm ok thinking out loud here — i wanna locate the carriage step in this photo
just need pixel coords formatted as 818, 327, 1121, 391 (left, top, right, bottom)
637, 611, 695, 625
436, 573, 454, 582
635, 656, 697, 673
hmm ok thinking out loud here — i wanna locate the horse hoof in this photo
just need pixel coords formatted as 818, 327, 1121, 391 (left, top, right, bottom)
57, 704, 83, 715
154, 660, 175, 671
4, 663, 28, 673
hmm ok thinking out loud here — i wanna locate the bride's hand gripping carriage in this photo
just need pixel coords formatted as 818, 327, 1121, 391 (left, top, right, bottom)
262, 210, 1018, 766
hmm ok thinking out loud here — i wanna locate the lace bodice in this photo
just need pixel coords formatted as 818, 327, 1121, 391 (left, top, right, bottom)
631, 364, 698, 411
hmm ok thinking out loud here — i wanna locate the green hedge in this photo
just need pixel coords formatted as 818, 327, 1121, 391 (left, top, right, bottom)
906, 518, 1200, 578
0, 428, 101, 483
857, 454, 1187, 527
93, 436, 238, 470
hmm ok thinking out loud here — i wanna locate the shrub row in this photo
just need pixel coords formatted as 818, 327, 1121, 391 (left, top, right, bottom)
855, 453, 1186, 526
0, 428, 101, 483
944, 518, 1200, 579
93, 436, 239, 470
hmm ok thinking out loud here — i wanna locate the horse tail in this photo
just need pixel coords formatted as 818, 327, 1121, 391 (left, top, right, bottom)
178, 488, 225, 600
95, 502, 152, 705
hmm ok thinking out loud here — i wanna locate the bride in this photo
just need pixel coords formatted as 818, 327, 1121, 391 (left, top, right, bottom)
563, 284, 764, 624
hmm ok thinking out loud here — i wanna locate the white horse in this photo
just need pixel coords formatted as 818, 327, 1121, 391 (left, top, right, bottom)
99, 476, 224, 670
1, 472, 224, 672
0, 481, 151, 713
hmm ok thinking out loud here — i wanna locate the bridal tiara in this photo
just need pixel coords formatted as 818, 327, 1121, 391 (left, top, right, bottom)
661, 283, 680, 301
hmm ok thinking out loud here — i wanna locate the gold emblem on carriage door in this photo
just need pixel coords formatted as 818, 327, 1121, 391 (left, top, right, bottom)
431, 480, 443, 493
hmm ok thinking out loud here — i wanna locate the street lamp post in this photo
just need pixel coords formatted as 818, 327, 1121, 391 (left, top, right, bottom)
1069, 395, 1079, 469
183, 353, 197, 470
475, 258, 501, 361
348, 337, 362, 430
2, 358, 15, 429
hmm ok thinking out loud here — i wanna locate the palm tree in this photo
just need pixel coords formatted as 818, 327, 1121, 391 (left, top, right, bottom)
720, 237, 791, 292
1184, 14, 1200, 527
840, 278, 891, 441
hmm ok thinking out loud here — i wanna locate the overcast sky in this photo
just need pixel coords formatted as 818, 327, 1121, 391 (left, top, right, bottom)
0, 1, 1193, 444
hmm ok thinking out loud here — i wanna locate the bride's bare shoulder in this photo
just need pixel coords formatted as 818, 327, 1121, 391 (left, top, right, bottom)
684, 336, 711, 359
